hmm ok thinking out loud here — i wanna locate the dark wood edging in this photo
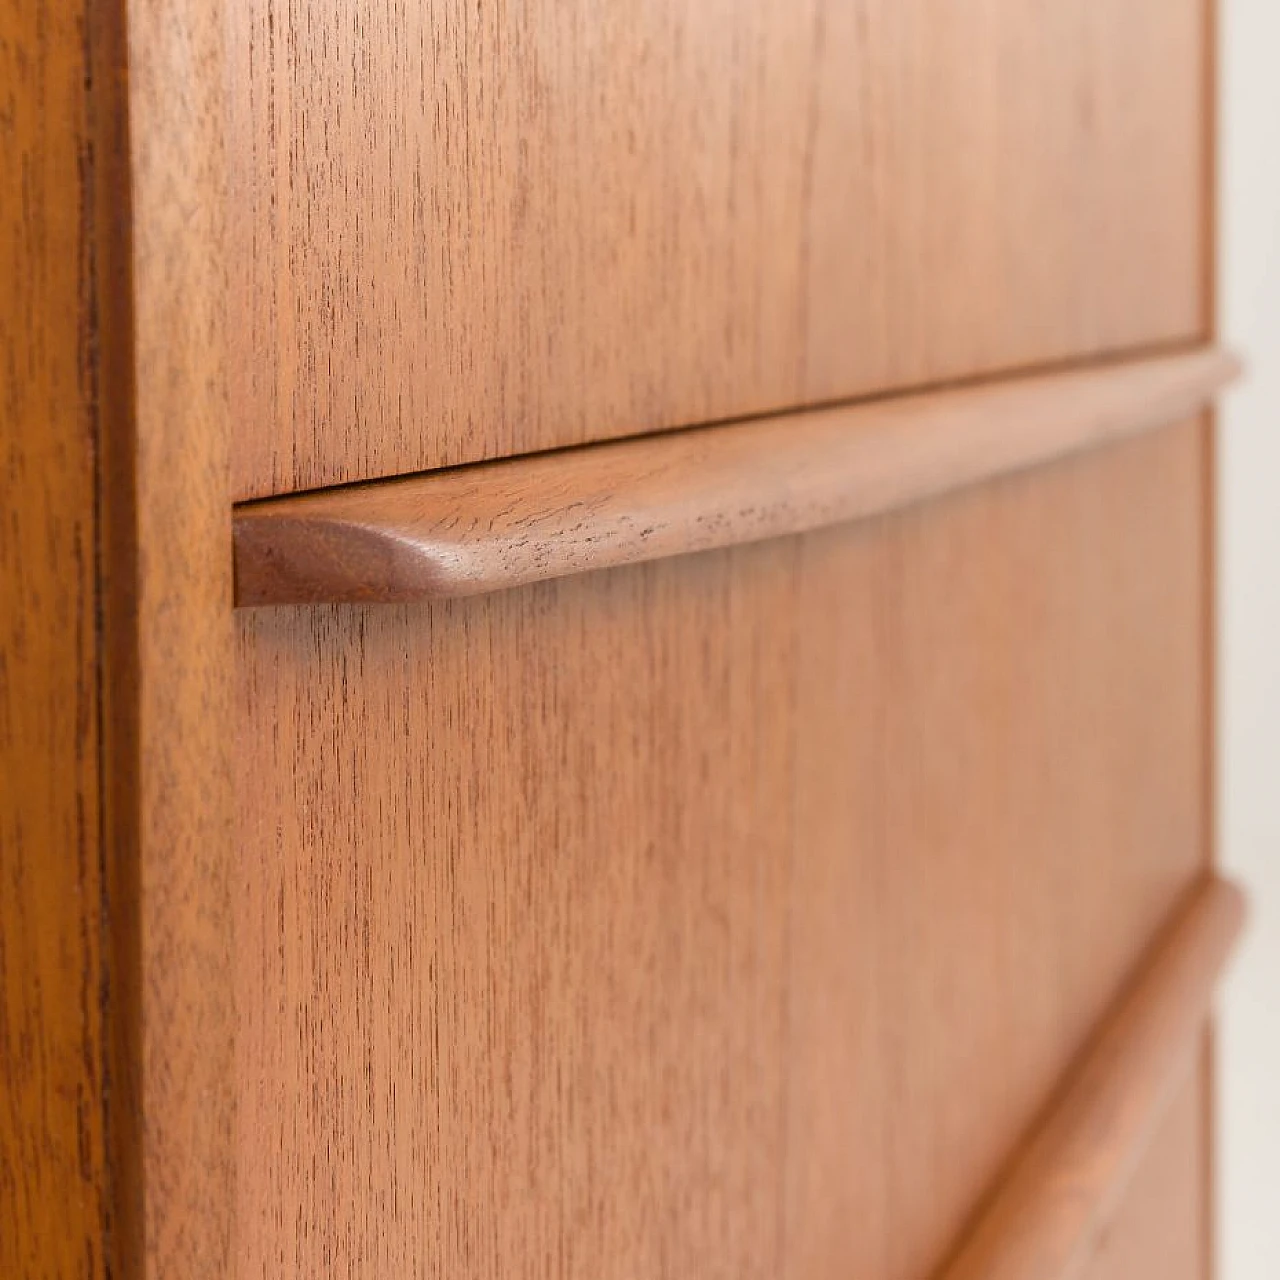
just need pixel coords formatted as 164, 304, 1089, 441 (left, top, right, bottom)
935, 876, 1245, 1280
234, 347, 1238, 606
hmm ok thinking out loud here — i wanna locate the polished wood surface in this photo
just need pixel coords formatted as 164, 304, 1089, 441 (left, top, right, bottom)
2, 0, 1227, 1273
939, 877, 1242, 1280
119, 1, 237, 1273
227, 0, 1208, 499
1075, 1050, 1211, 1280
235, 347, 1236, 606
1, 1, 238, 1272
0, 3, 109, 1273
235, 419, 1210, 1279
778, 417, 1214, 1280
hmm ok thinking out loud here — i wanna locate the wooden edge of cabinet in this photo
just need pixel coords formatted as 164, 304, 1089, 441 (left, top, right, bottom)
2, 4, 119, 1273
2, 2, 234, 1275
233, 346, 1239, 606
935, 875, 1246, 1280
109, 0, 237, 1273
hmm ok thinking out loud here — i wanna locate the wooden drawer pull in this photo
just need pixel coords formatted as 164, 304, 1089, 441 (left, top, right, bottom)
936, 875, 1245, 1280
234, 347, 1237, 606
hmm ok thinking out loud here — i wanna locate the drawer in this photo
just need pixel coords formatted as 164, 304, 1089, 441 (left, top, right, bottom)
228, 0, 1209, 500
3, 0, 1234, 1274
234, 424, 1209, 1277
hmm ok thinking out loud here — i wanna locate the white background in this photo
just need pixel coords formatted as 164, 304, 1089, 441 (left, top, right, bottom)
1220, 0, 1280, 1273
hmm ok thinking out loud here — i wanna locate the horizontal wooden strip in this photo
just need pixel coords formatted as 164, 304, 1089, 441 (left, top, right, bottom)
935, 875, 1245, 1280
234, 347, 1237, 605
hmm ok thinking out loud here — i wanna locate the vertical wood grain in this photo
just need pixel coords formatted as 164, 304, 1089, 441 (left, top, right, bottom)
235, 541, 800, 1278
235, 419, 1208, 1279
0, 2, 108, 1273
0, 0, 144, 1271
4, 0, 238, 1271
783, 418, 1208, 1280
226, 0, 1207, 499
1, 1, 1220, 1274
120, 1, 236, 1274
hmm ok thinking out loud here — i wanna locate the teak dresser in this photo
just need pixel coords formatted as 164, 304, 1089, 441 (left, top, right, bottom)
1, 1, 1245, 1277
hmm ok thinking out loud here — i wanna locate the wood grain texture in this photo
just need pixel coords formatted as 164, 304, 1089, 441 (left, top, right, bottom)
235, 418, 1210, 1279
1, 1, 235, 1273
0, 2, 109, 1273
780, 416, 1211, 1280
121, 1, 236, 1274
227, 0, 1208, 499
234, 347, 1237, 605
1, 1, 1220, 1275
937, 878, 1242, 1280
1075, 1049, 1211, 1280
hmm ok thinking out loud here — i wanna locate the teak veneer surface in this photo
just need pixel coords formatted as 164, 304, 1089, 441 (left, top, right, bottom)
227, 0, 1208, 498
236, 419, 1210, 1280
122, 0, 237, 1272
2, 1, 236, 1275
0, 3, 110, 1272
940, 877, 1242, 1280
2, 1, 1225, 1277
233, 347, 1235, 605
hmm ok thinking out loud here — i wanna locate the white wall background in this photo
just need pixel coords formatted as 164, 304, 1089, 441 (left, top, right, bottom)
1219, 0, 1280, 1274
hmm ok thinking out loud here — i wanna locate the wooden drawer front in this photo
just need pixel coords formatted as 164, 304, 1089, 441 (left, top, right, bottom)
235, 422, 1207, 1278
228, 1, 1208, 500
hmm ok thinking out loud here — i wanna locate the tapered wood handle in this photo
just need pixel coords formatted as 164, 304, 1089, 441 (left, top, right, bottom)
233, 347, 1239, 607
936, 875, 1246, 1280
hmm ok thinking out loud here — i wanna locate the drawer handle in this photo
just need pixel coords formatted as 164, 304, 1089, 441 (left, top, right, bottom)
233, 347, 1238, 607
938, 875, 1245, 1280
